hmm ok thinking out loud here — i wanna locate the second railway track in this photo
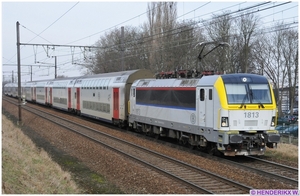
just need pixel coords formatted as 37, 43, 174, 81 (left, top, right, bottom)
224, 155, 298, 187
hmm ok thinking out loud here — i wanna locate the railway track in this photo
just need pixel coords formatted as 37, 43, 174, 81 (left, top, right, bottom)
3, 97, 251, 194
224, 155, 298, 187
4, 97, 298, 190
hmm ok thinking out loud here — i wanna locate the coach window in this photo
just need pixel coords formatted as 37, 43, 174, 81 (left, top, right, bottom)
103, 79, 107, 90
85, 80, 89, 89
105, 79, 109, 90
82, 81, 86, 89
93, 80, 97, 89
132, 88, 135, 97
107, 79, 110, 90
91, 80, 94, 89
86, 80, 90, 89
90, 80, 94, 89
99, 79, 103, 89
94, 80, 98, 89
209, 89, 212, 100
84, 81, 87, 89
88, 80, 93, 89
200, 89, 205, 101
95, 80, 98, 89
95, 80, 100, 89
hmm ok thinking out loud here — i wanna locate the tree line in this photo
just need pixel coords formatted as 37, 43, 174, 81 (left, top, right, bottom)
75, 2, 299, 116
2, 3, 296, 116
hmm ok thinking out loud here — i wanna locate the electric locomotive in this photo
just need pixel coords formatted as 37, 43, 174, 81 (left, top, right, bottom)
128, 73, 280, 156
4, 70, 280, 156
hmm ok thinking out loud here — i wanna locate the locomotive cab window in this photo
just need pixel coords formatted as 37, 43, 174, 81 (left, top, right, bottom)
249, 84, 272, 104
225, 83, 271, 104
200, 89, 205, 101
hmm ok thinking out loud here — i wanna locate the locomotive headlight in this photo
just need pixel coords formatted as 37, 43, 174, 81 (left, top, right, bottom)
221, 117, 229, 127
271, 116, 276, 127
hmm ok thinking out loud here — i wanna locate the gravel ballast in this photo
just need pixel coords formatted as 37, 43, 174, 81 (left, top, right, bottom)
2, 99, 297, 193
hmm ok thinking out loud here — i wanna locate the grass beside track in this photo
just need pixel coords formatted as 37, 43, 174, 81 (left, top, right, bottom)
2, 111, 123, 194
265, 143, 298, 163
2, 114, 82, 194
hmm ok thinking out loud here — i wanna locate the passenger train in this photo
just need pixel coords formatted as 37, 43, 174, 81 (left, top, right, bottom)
4, 69, 280, 156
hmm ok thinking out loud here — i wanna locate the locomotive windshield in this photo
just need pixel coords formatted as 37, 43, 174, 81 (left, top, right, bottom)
225, 83, 272, 104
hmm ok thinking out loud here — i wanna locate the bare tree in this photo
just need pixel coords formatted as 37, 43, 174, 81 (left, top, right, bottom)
204, 11, 232, 73
234, 12, 260, 73
86, 26, 145, 73
259, 23, 298, 115
144, 2, 177, 72
282, 28, 298, 113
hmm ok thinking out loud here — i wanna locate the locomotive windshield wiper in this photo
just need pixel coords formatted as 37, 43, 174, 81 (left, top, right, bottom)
249, 89, 265, 108
239, 94, 248, 109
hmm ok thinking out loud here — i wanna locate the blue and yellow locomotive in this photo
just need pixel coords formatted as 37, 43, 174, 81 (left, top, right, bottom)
129, 73, 280, 156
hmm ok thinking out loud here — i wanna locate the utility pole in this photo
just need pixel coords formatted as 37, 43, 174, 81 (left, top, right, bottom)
16, 21, 22, 125
30, 66, 32, 81
121, 26, 124, 71
52, 56, 57, 78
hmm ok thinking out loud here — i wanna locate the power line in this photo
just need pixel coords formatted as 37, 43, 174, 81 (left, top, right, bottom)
26, 2, 79, 44
4, 2, 80, 64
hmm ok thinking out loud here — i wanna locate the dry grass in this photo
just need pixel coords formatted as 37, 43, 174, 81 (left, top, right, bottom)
265, 143, 298, 163
2, 115, 84, 194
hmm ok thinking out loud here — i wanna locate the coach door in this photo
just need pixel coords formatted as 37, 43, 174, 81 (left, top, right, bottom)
49, 88, 52, 105
68, 88, 71, 109
76, 88, 80, 111
198, 87, 214, 128
113, 88, 119, 120
45, 87, 48, 104
32, 87, 36, 101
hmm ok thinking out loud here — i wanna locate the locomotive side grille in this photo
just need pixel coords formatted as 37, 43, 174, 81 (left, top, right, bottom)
245, 120, 258, 126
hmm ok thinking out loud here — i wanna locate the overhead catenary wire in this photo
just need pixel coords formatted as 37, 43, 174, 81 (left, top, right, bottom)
6, 2, 295, 64
4, 2, 80, 64
86, 1, 296, 53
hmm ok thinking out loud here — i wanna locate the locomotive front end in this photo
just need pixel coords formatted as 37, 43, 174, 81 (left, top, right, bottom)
216, 74, 280, 156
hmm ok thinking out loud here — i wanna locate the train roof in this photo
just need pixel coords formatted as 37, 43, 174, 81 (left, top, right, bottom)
134, 78, 201, 88
133, 73, 268, 88
25, 69, 154, 85
134, 74, 221, 88
221, 73, 269, 84
79, 69, 153, 83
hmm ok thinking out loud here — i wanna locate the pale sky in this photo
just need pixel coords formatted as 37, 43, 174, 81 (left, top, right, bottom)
2, 1, 298, 82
